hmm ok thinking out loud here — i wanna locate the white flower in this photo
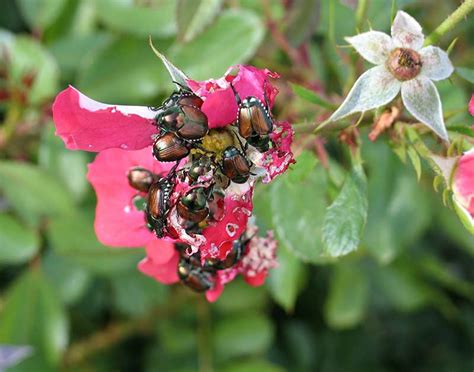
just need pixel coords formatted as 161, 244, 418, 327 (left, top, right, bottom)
328, 11, 454, 142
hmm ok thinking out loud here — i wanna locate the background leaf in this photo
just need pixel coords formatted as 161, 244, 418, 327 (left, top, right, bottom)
171, 9, 265, 79
0, 269, 68, 366
176, 0, 223, 42
0, 214, 39, 264
322, 164, 368, 257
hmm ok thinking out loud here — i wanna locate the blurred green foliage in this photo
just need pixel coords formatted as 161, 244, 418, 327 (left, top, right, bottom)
0, 0, 473, 371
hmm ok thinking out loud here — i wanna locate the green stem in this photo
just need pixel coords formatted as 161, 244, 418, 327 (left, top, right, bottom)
197, 297, 213, 372
425, 0, 474, 45
355, 0, 369, 31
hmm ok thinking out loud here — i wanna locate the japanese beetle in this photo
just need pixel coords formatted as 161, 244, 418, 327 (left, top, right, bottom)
127, 167, 156, 193
153, 132, 190, 162
155, 90, 209, 141
146, 177, 174, 238
230, 82, 273, 140
178, 254, 215, 292
204, 233, 249, 270
176, 187, 209, 223
247, 134, 271, 153
221, 146, 251, 184
188, 155, 213, 182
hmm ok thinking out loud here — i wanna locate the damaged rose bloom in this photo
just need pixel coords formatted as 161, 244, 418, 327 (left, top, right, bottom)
52, 64, 294, 301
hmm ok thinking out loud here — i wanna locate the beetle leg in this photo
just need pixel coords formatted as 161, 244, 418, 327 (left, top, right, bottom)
229, 81, 242, 105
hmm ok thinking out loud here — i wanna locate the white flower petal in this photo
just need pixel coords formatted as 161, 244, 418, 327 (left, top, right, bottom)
419, 46, 454, 81
401, 77, 448, 141
328, 66, 401, 122
345, 31, 394, 65
391, 11, 424, 50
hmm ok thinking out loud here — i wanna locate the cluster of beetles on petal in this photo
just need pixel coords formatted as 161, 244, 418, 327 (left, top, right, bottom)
127, 76, 279, 293
53, 64, 294, 300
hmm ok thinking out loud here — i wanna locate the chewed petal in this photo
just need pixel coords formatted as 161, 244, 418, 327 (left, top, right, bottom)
52, 86, 157, 152
401, 77, 449, 142
138, 253, 180, 285
87, 147, 175, 247
345, 31, 393, 65
251, 121, 295, 184
200, 184, 254, 259
328, 66, 401, 122
391, 11, 424, 50
419, 46, 454, 81
187, 65, 279, 128
238, 230, 278, 285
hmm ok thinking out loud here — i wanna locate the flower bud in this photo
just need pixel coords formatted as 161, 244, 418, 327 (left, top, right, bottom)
452, 149, 474, 233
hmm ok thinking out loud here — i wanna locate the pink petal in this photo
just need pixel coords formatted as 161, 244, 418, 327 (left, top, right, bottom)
137, 253, 180, 285
205, 280, 224, 302
244, 271, 267, 287
200, 184, 254, 259
187, 65, 279, 128
469, 94, 474, 117
87, 147, 175, 247
145, 239, 177, 265
253, 121, 296, 183
52, 86, 158, 152
453, 149, 474, 217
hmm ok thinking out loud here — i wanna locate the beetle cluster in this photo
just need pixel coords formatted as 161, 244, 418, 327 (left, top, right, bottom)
176, 235, 250, 292
127, 83, 276, 292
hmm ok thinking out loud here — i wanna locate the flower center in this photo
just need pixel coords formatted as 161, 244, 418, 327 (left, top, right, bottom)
199, 128, 235, 156
387, 48, 422, 81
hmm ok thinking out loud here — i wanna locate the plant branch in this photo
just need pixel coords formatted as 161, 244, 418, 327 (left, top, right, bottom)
425, 0, 474, 45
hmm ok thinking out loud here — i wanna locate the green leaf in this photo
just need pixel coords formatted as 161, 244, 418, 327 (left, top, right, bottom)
42, 252, 92, 305
271, 165, 330, 263
324, 262, 369, 329
291, 83, 335, 109
215, 278, 268, 313
171, 9, 264, 80
0, 269, 68, 366
322, 164, 368, 257
372, 264, 429, 312
222, 359, 285, 372
96, 0, 177, 38
0, 214, 39, 264
407, 147, 422, 181
16, 0, 67, 29
47, 210, 144, 275
287, 150, 318, 183
176, 0, 223, 42
268, 243, 307, 312
0, 161, 74, 225
38, 123, 89, 203
9, 35, 59, 104
111, 272, 169, 316
285, 0, 320, 46
213, 313, 274, 361
447, 125, 474, 137
456, 67, 474, 83
77, 36, 171, 104
48, 32, 112, 81
362, 142, 431, 263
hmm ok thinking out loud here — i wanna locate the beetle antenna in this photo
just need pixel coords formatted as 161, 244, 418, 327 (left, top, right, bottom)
167, 161, 180, 178
229, 81, 242, 105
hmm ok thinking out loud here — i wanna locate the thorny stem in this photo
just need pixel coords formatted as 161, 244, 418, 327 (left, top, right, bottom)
197, 297, 213, 372
425, 0, 474, 45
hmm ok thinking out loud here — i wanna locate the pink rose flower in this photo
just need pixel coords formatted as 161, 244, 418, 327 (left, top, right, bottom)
52, 64, 293, 300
